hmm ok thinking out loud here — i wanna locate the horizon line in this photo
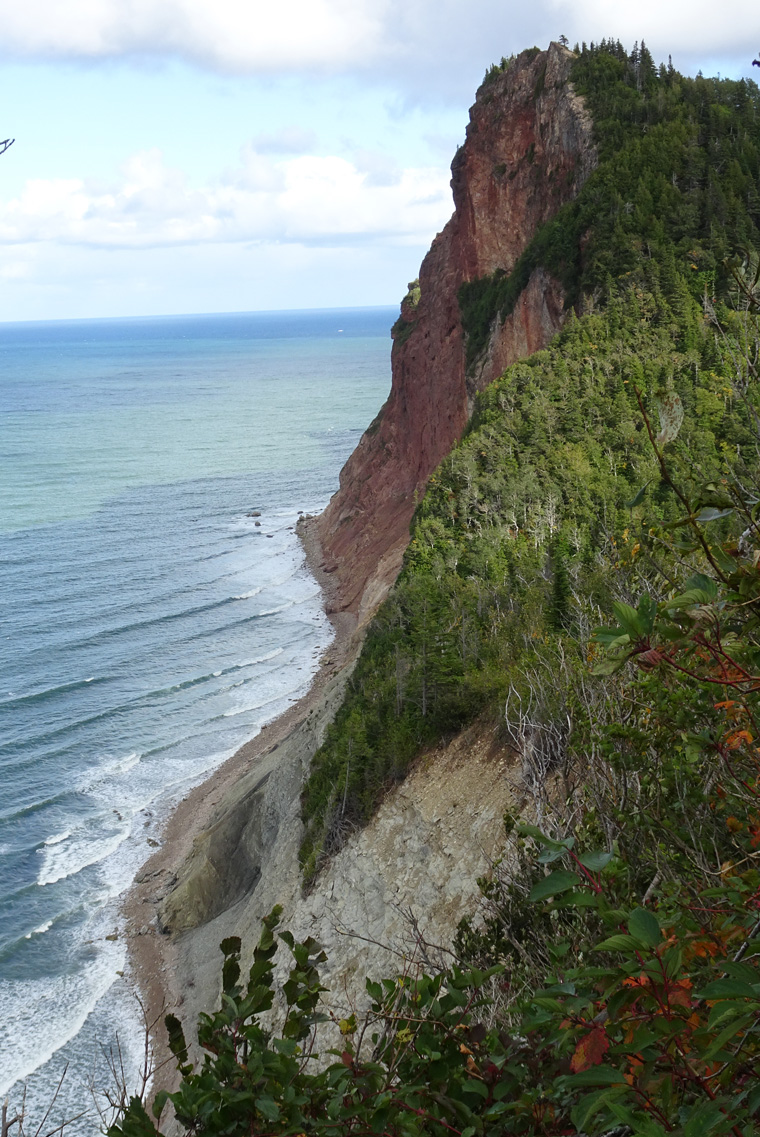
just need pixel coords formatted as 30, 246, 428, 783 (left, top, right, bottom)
0, 302, 399, 329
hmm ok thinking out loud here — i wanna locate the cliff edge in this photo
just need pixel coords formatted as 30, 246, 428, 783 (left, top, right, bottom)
311, 42, 596, 623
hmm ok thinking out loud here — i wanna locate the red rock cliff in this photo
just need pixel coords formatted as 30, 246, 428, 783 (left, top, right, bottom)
311, 43, 597, 622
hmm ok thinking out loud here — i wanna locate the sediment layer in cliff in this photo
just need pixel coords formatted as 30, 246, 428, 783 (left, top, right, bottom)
311, 42, 596, 622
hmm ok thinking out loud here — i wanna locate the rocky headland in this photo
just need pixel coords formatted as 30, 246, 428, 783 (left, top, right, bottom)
125, 40, 597, 1063
311, 42, 596, 624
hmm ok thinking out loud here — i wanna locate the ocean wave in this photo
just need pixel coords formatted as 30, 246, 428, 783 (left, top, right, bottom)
220, 679, 308, 718
0, 789, 71, 826
236, 647, 285, 668
0, 636, 291, 755
0, 675, 105, 710
139, 648, 287, 700
78, 593, 245, 644
0, 702, 135, 757
24, 918, 53, 939
21, 560, 270, 635
43, 830, 71, 846
257, 600, 296, 617
0, 937, 125, 1096
180, 609, 290, 644
232, 586, 263, 600
37, 824, 130, 887
80, 751, 141, 793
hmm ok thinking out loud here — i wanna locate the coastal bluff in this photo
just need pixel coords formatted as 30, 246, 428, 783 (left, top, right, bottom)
309, 41, 596, 624
128, 41, 597, 1052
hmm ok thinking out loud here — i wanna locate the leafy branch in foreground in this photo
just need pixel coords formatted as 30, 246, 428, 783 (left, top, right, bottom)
110, 830, 760, 1137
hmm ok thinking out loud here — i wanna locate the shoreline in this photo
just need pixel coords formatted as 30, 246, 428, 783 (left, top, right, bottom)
121, 514, 357, 1084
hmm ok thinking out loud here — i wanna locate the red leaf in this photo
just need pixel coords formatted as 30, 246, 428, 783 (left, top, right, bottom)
570, 1026, 610, 1073
725, 729, 753, 750
341, 1051, 353, 1067
669, 978, 693, 1008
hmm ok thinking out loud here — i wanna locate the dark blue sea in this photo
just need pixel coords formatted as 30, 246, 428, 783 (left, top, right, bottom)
0, 307, 393, 1127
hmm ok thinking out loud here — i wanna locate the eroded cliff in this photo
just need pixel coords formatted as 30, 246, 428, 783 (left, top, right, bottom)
311, 42, 596, 623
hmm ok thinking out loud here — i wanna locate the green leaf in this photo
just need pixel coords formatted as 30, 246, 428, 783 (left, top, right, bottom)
516, 823, 573, 851
570, 1087, 631, 1133
695, 507, 734, 523
662, 514, 695, 531
670, 538, 700, 553
628, 907, 661, 947
531, 996, 564, 1011
637, 593, 657, 636
703, 1012, 755, 1060
592, 652, 630, 676
566, 1065, 627, 1086
529, 869, 579, 902
366, 979, 382, 1002
626, 480, 652, 508
592, 625, 628, 646
553, 889, 600, 909
683, 1102, 731, 1135
700, 978, 758, 999
611, 601, 643, 639
255, 1096, 280, 1123
576, 850, 613, 871
165, 1013, 190, 1071
151, 1091, 169, 1121
747, 1083, 760, 1116
222, 954, 241, 993
683, 571, 719, 598
595, 934, 640, 953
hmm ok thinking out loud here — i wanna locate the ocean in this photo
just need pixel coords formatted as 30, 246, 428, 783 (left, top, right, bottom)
0, 307, 393, 1129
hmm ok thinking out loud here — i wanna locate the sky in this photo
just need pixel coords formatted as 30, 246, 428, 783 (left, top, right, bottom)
0, 0, 758, 322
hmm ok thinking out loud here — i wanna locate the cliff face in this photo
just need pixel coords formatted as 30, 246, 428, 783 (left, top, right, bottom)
312, 43, 596, 622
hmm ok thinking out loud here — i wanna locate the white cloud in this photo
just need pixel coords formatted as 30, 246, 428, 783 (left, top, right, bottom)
0, 145, 453, 250
550, 0, 759, 59
353, 150, 402, 188
0, 0, 384, 71
0, 237, 425, 320
1, 0, 754, 90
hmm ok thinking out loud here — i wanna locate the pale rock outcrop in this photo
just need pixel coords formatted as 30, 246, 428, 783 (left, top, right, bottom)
165, 704, 520, 1037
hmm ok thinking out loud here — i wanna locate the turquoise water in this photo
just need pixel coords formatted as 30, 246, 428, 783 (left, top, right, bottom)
0, 307, 393, 1127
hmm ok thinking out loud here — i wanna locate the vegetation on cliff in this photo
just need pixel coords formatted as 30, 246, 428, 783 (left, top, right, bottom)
460, 40, 760, 368
299, 40, 760, 882
112, 260, 760, 1137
